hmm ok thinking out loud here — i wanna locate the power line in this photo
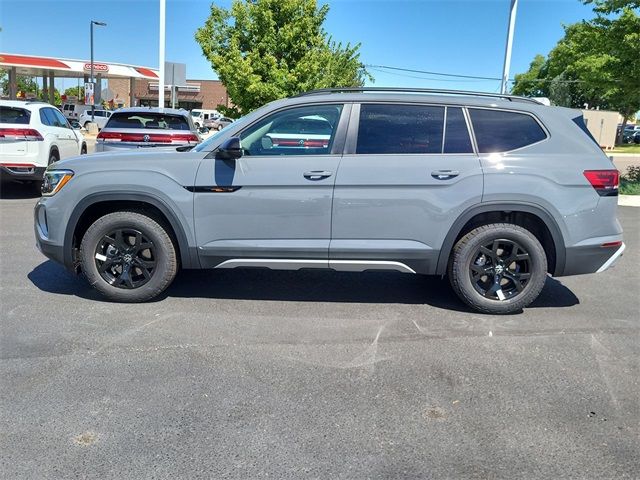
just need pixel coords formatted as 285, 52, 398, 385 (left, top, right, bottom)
365, 64, 504, 82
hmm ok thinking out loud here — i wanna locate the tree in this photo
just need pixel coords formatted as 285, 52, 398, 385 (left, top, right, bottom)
511, 54, 549, 98
195, 0, 371, 115
512, 6, 640, 142
0, 71, 38, 97
64, 86, 85, 100
582, 0, 640, 13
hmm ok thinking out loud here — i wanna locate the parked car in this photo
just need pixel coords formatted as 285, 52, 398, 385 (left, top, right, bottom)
34, 87, 624, 314
78, 109, 112, 130
61, 103, 91, 120
0, 100, 87, 184
68, 119, 82, 130
204, 116, 234, 131
95, 107, 200, 152
190, 109, 220, 129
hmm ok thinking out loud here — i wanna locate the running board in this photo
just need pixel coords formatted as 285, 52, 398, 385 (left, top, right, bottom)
213, 259, 416, 274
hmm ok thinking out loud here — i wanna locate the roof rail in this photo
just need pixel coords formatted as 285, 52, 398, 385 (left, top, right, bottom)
292, 87, 543, 105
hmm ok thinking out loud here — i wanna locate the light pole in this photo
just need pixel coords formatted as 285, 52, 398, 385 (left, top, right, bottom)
90, 20, 107, 122
500, 0, 518, 94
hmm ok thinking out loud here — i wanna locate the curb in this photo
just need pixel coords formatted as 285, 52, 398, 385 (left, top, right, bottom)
619, 195, 640, 207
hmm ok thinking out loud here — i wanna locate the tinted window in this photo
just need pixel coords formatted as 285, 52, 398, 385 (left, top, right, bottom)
106, 112, 191, 130
469, 108, 547, 153
444, 107, 473, 153
43, 108, 63, 127
239, 104, 343, 156
356, 104, 444, 154
53, 109, 70, 128
1, 107, 31, 124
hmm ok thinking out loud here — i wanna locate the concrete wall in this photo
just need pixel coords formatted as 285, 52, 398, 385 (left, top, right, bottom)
582, 109, 620, 150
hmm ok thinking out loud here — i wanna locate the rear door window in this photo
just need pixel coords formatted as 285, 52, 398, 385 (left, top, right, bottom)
106, 112, 191, 130
469, 108, 547, 153
1, 107, 31, 124
356, 104, 445, 154
443, 107, 473, 154
43, 108, 64, 127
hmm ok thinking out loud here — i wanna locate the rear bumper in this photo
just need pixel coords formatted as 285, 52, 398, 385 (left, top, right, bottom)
95, 142, 185, 153
0, 165, 46, 181
562, 242, 625, 276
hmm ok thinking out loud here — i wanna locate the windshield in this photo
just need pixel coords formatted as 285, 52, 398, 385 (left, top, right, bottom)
193, 115, 251, 152
191, 110, 202, 118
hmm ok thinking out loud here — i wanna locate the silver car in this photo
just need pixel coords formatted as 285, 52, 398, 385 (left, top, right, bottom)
95, 107, 201, 152
204, 116, 234, 131
35, 87, 624, 314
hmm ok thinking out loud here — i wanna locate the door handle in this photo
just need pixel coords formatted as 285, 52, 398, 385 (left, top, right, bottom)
431, 170, 460, 180
303, 171, 333, 180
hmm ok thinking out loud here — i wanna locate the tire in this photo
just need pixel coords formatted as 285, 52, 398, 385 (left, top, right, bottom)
448, 223, 547, 314
80, 144, 87, 155
217, 125, 223, 131
84, 121, 91, 128
48, 150, 59, 166
80, 211, 178, 302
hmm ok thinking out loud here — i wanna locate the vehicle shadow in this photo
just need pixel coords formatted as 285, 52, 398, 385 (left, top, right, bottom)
0, 180, 41, 200
28, 260, 579, 312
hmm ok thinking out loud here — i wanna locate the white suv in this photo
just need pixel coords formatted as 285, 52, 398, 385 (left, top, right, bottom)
79, 109, 112, 129
0, 100, 87, 183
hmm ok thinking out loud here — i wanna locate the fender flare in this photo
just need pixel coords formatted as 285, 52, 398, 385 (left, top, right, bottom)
435, 202, 566, 276
63, 191, 196, 270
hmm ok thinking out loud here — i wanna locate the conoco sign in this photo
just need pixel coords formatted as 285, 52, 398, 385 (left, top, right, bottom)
83, 63, 109, 72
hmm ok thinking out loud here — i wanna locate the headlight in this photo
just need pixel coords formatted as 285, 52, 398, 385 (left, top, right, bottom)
41, 169, 74, 196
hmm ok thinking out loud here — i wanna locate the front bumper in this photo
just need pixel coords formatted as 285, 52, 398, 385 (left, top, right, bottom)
34, 200, 68, 268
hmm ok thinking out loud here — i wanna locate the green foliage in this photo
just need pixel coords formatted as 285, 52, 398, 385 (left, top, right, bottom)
623, 165, 640, 182
582, 0, 640, 13
511, 6, 640, 124
195, 0, 371, 114
64, 86, 85, 99
511, 54, 549, 98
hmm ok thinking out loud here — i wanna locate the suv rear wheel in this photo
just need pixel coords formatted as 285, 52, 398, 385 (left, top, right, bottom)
80, 211, 178, 302
448, 223, 547, 314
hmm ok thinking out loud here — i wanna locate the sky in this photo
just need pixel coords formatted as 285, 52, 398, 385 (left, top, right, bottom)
0, 0, 598, 93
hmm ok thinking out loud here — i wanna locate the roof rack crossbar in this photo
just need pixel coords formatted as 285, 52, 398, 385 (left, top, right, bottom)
292, 87, 542, 105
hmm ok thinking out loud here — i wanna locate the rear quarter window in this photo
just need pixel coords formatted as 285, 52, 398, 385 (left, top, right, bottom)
107, 113, 191, 130
469, 108, 547, 153
0, 107, 31, 124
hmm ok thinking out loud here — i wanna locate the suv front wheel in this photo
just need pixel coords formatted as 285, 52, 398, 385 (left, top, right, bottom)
448, 223, 548, 314
80, 211, 178, 302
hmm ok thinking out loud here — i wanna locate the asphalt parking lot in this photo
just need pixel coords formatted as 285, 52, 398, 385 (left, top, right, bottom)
1, 182, 638, 479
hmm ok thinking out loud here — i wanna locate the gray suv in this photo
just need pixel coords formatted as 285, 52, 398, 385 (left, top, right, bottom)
34, 88, 624, 314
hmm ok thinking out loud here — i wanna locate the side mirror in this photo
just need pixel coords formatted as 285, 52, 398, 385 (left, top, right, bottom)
216, 136, 243, 160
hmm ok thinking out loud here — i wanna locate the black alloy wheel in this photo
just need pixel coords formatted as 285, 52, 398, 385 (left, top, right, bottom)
469, 238, 531, 301
94, 228, 156, 289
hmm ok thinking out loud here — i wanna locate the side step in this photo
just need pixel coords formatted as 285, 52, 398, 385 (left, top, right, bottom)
214, 259, 416, 274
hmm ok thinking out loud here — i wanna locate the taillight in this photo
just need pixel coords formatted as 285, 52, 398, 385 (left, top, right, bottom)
97, 132, 199, 143
0, 128, 44, 141
583, 170, 619, 197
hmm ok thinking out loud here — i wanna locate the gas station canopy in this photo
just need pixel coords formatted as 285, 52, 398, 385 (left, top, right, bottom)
0, 53, 159, 80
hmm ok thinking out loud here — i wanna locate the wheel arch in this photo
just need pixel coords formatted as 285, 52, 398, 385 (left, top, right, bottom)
64, 192, 197, 272
436, 202, 566, 276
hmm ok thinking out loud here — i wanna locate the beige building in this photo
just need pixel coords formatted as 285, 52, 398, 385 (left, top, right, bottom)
582, 109, 620, 150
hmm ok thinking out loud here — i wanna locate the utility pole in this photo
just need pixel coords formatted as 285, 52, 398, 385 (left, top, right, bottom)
500, 0, 518, 94
159, 0, 166, 111
90, 20, 107, 121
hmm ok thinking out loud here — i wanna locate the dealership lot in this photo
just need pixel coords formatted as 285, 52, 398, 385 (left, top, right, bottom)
1, 185, 638, 479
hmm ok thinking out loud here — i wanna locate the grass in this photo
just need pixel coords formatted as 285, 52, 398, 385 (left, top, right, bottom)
610, 144, 640, 154
620, 180, 640, 195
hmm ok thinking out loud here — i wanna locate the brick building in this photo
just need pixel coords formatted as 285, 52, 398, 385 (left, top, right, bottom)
109, 77, 230, 111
